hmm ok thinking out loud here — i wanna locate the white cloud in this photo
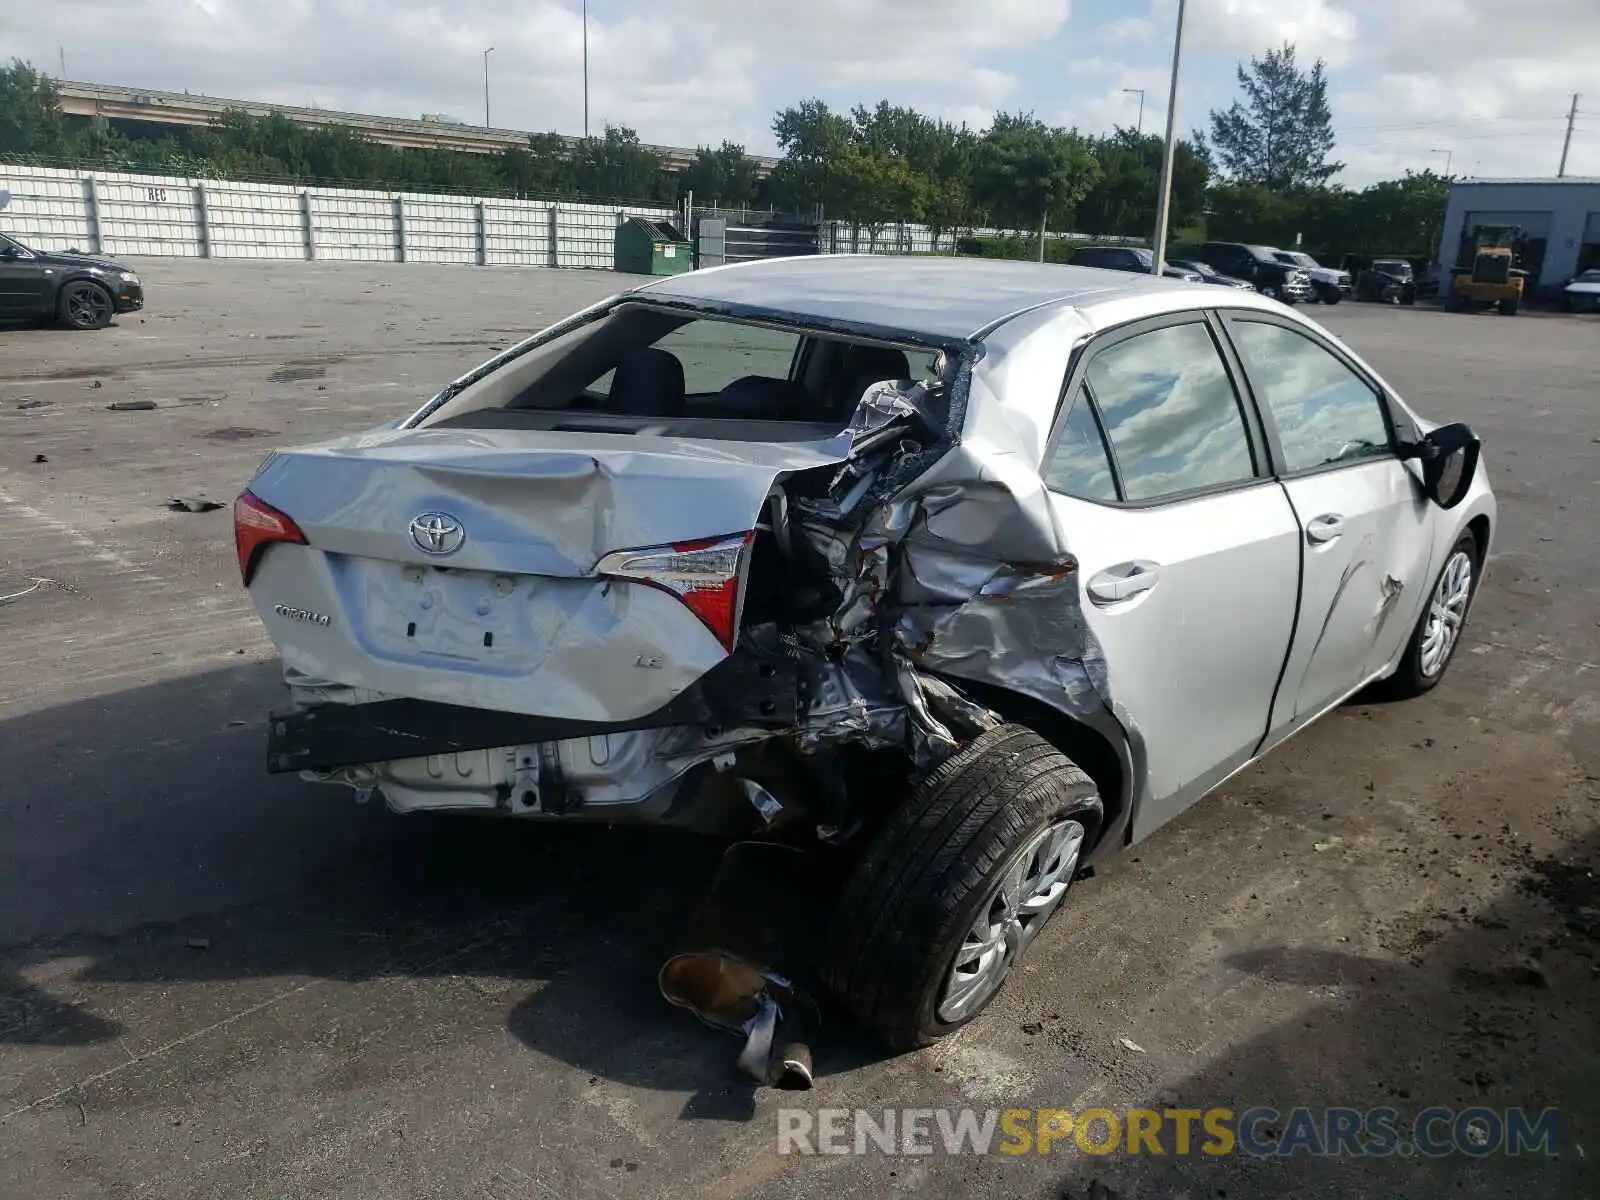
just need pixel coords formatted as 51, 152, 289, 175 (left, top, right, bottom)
0, 0, 1593, 180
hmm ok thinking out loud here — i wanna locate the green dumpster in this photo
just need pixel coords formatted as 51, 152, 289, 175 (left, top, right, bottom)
615, 216, 693, 276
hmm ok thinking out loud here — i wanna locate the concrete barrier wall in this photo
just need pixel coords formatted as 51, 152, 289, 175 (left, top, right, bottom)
0, 165, 677, 270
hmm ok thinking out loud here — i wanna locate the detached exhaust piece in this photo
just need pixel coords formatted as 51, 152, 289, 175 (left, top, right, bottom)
658, 841, 825, 1088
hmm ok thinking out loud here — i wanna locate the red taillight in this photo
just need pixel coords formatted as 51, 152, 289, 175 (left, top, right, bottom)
596, 531, 752, 651
234, 490, 307, 585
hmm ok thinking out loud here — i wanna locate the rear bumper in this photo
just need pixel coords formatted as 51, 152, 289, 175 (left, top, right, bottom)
266, 647, 800, 774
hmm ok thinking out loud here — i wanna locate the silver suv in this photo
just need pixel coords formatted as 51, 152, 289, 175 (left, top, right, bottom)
238, 256, 1495, 1048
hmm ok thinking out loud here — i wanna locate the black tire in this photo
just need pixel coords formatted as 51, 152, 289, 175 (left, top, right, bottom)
58, 281, 114, 330
1497, 297, 1519, 315
1322, 289, 1342, 306
1261, 284, 1282, 301
823, 724, 1103, 1051
1374, 531, 1481, 700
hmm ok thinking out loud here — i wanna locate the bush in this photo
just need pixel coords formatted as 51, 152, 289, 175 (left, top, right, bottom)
955, 234, 1083, 264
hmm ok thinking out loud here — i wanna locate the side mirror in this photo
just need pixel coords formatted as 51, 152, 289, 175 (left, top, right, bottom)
1400, 422, 1480, 510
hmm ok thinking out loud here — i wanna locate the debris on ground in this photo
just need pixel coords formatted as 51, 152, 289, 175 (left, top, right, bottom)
0, 578, 62, 606
106, 400, 157, 411
1118, 1036, 1146, 1054
32, 454, 47, 463
167, 497, 225, 513
659, 841, 825, 1088
17, 398, 49, 409
186, 937, 211, 951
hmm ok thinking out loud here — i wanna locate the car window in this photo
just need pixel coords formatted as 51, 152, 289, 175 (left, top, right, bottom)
1043, 385, 1118, 502
1085, 321, 1257, 501
589, 319, 800, 397
1229, 320, 1392, 474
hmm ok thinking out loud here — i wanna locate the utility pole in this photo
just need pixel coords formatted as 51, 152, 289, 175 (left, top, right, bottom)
583, 0, 590, 139
483, 47, 494, 127
1558, 93, 1579, 177
1123, 88, 1145, 135
1430, 147, 1452, 176
1151, 0, 1186, 277
59, 47, 66, 77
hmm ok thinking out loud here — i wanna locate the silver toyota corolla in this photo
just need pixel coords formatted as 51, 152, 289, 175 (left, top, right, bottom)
236, 256, 1495, 1048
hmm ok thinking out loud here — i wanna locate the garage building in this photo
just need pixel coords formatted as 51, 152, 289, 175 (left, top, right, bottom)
1435, 178, 1600, 295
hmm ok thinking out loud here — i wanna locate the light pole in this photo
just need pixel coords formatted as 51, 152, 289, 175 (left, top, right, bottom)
1150, 0, 1186, 276
582, 0, 590, 138
1429, 147, 1452, 176
482, 46, 494, 128
1122, 88, 1146, 135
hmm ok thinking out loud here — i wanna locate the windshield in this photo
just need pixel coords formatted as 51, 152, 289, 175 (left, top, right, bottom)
1374, 260, 1412, 274
1576, 270, 1600, 283
1275, 251, 1316, 268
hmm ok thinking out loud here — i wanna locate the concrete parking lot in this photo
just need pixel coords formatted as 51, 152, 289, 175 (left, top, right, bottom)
1, 260, 1596, 1200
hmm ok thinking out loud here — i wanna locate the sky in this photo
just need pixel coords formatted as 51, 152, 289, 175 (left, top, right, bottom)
1, 0, 1596, 186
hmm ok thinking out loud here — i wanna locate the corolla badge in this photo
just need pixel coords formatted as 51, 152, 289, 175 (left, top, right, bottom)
410, 511, 466, 556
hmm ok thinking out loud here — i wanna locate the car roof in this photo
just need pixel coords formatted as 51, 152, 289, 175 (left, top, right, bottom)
632, 254, 1187, 341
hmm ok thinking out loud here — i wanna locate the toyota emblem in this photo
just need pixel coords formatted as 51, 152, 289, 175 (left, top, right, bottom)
410, 511, 465, 556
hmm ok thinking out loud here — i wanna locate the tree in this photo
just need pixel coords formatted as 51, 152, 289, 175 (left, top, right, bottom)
972, 114, 1102, 258
769, 98, 856, 215
1206, 42, 1342, 190
0, 60, 67, 155
1077, 127, 1210, 237
570, 125, 670, 202
680, 141, 757, 207
835, 149, 926, 251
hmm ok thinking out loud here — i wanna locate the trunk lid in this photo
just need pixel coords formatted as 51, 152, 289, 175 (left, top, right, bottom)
245, 426, 851, 721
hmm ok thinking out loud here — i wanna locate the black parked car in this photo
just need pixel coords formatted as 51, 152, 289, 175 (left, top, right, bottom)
1355, 259, 1417, 305
1168, 258, 1254, 289
0, 231, 145, 329
1069, 244, 1204, 282
1185, 241, 1314, 303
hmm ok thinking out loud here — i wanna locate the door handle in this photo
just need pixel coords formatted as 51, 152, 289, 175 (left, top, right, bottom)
1306, 513, 1345, 544
1087, 560, 1161, 606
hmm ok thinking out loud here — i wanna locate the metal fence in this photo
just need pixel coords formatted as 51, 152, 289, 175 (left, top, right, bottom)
1, 162, 1137, 271
0, 164, 677, 269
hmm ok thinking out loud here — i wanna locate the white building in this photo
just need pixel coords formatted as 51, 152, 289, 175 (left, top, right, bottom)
1435, 178, 1600, 293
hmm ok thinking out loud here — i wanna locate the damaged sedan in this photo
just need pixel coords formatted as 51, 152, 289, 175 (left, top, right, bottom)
236, 256, 1496, 1051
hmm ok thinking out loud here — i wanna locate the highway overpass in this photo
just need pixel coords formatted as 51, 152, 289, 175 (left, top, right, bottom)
54, 79, 779, 174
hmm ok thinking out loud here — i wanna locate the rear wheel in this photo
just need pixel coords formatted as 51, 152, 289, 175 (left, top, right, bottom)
823, 725, 1102, 1051
1497, 297, 1519, 315
1375, 532, 1480, 700
58, 281, 113, 330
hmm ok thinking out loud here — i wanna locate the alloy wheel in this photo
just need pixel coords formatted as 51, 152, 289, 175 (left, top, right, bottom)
66, 286, 112, 329
937, 818, 1085, 1024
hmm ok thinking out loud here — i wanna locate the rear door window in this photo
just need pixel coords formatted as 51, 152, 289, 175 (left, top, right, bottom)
1085, 321, 1258, 501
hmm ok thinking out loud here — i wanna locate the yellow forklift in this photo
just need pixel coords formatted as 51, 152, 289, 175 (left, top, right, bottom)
1445, 224, 1528, 315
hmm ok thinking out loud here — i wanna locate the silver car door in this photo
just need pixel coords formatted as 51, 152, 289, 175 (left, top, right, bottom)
1220, 312, 1438, 746
1043, 315, 1302, 840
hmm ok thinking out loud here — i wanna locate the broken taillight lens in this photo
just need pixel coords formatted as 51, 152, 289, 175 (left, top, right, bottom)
597, 532, 753, 651
234, 490, 307, 585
